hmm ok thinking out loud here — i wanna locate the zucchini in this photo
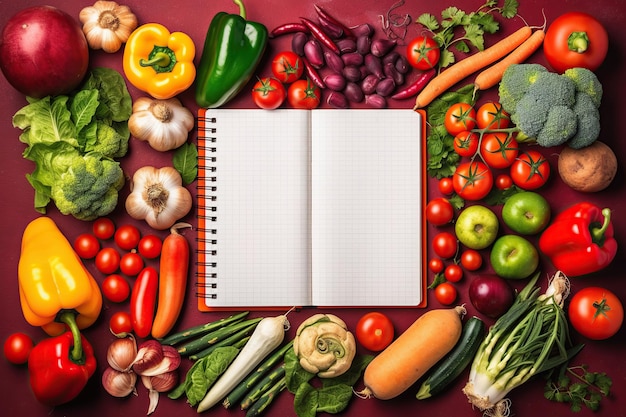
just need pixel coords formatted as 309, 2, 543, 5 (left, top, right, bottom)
416, 316, 485, 400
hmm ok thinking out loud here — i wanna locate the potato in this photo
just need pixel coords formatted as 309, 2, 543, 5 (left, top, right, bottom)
558, 141, 617, 192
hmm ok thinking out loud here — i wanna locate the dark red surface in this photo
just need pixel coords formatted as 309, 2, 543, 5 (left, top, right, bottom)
1, 1, 625, 416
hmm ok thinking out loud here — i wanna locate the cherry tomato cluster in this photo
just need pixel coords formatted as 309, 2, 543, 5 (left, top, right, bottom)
252, 51, 321, 110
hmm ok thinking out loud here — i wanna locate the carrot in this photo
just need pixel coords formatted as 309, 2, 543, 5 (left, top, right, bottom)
356, 306, 466, 400
414, 26, 533, 109
474, 29, 546, 93
151, 222, 192, 339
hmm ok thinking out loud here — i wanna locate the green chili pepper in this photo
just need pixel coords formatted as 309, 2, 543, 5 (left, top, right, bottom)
195, 0, 268, 108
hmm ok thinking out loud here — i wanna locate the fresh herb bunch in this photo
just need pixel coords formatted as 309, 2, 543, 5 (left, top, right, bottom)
544, 364, 613, 412
416, 0, 520, 72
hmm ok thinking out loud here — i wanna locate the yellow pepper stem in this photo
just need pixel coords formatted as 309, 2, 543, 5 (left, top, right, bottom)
139, 46, 176, 73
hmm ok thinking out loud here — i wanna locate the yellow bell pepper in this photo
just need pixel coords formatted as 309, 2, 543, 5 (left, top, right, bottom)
123, 23, 196, 99
18, 217, 102, 336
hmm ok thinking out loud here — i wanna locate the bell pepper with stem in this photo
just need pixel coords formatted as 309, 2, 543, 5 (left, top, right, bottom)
123, 23, 196, 99
28, 311, 97, 407
195, 0, 268, 108
539, 202, 617, 277
18, 217, 102, 336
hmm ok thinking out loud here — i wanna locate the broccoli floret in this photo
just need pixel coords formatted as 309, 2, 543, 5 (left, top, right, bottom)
536, 105, 577, 147
510, 93, 551, 138
524, 71, 577, 108
498, 63, 549, 113
568, 92, 601, 149
83, 120, 129, 158
50, 153, 125, 220
563, 67, 603, 108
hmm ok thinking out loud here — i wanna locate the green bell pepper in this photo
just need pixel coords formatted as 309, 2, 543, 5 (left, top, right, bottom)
195, 0, 268, 108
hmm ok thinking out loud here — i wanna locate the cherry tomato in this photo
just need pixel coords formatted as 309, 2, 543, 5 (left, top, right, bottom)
73, 233, 100, 259
480, 132, 518, 169
138, 235, 163, 259
444, 103, 476, 136
102, 274, 131, 303
476, 101, 510, 129
287, 78, 321, 109
119, 252, 144, 277
460, 249, 482, 271
271, 51, 304, 84
438, 177, 454, 195
432, 232, 458, 259
568, 287, 623, 340
95, 247, 121, 274
444, 264, 464, 283
115, 224, 141, 251
109, 311, 133, 336
425, 198, 454, 226
543, 12, 608, 73
251, 77, 287, 110
406, 36, 440, 70
428, 258, 444, 274
355, 312, 395, 352
434, 282, 457, 305
453, 131, 479, 157
3, 332, 34, 365
452, 161, 493, 200
510, 150, 550, 190
93, 217, 115, 240
495, 174, 513, 190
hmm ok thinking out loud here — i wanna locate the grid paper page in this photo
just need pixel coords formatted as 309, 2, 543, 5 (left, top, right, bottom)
310, 109, 423, 306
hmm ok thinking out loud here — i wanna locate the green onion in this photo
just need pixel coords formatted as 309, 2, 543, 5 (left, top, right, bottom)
463, 271, 584, 414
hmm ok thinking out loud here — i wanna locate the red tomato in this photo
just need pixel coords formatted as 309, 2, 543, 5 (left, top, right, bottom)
115, 224, 141, 251
510, 150, 550, 190
271, 51, 304, 84
476, 101, 510, 129
138, 235, 163, 259
119, 252, 144, 277
495, 174, 513, 190
435, 282, 457, 305
438, 177, 454, 195
251, 77, 287, 110
444, 264, 464, 283
568, 287, 623, 340
3, 332, 34, 365
432, 232, 458, 259
109, 311, 133, 335
102, 274, 131, 303
356, 312, 395, 352
93, 217, 115, 240
453, 131, 479, 157
480, 132, 518, 169
452, 161, 493, 200
406, 36, 440, 70
428, 258, 444, 274
95, 247, 121, 274
287, 79, 321, 109
425, 198, 454, 226
543, 12, 608, 73
444, 103, 476, 136
460, 249, 482, 271
73, 233, 100, 259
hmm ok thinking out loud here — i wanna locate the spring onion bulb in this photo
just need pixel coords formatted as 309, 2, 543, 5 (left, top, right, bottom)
463, 271, 583, 416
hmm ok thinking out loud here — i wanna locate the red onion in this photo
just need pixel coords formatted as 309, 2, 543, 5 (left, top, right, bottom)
469, 275, 516, 319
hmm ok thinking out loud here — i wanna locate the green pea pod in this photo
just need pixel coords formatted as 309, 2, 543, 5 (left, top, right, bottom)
195, 0, 268, 108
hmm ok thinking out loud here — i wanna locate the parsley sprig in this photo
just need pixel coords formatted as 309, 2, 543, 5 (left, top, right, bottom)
545, 364, 613, 412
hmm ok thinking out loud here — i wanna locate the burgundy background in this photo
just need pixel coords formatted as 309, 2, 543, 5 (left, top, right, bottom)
1, 0, 625, 416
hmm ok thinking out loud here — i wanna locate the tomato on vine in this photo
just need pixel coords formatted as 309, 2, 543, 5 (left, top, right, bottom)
444, 103, 476, 136
271, 51, 304, 84
432, 232, 458, 259
452, 161, 493, 200
428, 258, 444, 274
568, 287, 623, 340
434, 282, 457, 305
425, 198, 454, 226
438, 177, 454, 195
444, 264, 463, 282
480, 132, 518, 169
406, 36, 441, 70
287, 79, 321, 109
495, 174, 513, 190
510, 150, 550, 190
453, 131, 479, 157
252, 77, 287, 110
476, 101, 510, 129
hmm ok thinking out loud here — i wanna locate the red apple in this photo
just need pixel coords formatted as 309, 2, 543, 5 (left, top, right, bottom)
0, 5, 89, 98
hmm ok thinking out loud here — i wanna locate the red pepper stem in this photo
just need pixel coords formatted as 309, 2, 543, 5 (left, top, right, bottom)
591, 208, 612, 246
58, 311, 83, 363
232, 0, 246, 19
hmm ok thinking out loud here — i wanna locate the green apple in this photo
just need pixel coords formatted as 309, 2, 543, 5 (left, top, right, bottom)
455, 205, 499, 250
502, 191, 551, 235
490, 235, 539, 279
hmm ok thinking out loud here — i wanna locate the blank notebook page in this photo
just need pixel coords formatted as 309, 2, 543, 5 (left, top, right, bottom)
310, 109, 423, 306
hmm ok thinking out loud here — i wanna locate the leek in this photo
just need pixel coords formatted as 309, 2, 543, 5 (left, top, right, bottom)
463, 271, 584, 416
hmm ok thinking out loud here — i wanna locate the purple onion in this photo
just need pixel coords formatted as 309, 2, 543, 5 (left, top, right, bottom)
343, 66, 362, 82
384, 62, 404, 86
350, 23, 374, 38
356, 35, 371, 55
344, 82, 364, 103
291, 32, 308, 56
335, 38, 356, 54
360, 74, 379, 95
324, 51, 345, 73
469, 275, 515, 319
304, 39, 324, 68
395, 55, 410, 74
341, 52, 363, 67
375, 78, 396, 96
323, 73, 347, 91
365, 94, 387, 108
371, 38, 397, 57
364, 54, 384, 79
326, 91, 349, 108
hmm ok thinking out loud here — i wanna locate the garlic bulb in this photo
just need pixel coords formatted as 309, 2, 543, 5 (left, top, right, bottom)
128, 97, 195, 152
79, 1, 138, 53
125, 166, 192, 230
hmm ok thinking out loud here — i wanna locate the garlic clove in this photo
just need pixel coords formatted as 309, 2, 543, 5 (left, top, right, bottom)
102, 367, 138, 397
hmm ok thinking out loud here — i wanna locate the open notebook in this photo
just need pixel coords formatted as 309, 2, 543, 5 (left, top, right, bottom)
196, 108, 427, 310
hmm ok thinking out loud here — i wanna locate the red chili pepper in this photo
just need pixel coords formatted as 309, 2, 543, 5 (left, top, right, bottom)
301, 56, 326, 89
151, 223, 192, 339
314, 4, 355, 38
300, 17, 340, 54
130, 266, 158, 338
390, 69, 436, 100
27, 312, 96, 406
269, 22, 309, 38
538, 202, 617, 277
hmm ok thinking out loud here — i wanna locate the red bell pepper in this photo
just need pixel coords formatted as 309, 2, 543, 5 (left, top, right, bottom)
539, 202, 617, 277
27, 311, 97, 406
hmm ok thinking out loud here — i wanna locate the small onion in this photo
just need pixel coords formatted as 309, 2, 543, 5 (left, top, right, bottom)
291, 32, 308, 56
304, 39, 324, 68
365, 94, 387, 108
469, 275, 516, 319
107, 334, 138, 372
102, 367, 137, 398
335, 38, 356, 53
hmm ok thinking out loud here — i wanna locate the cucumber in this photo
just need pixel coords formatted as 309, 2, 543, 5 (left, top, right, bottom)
416, 316, 485, 400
